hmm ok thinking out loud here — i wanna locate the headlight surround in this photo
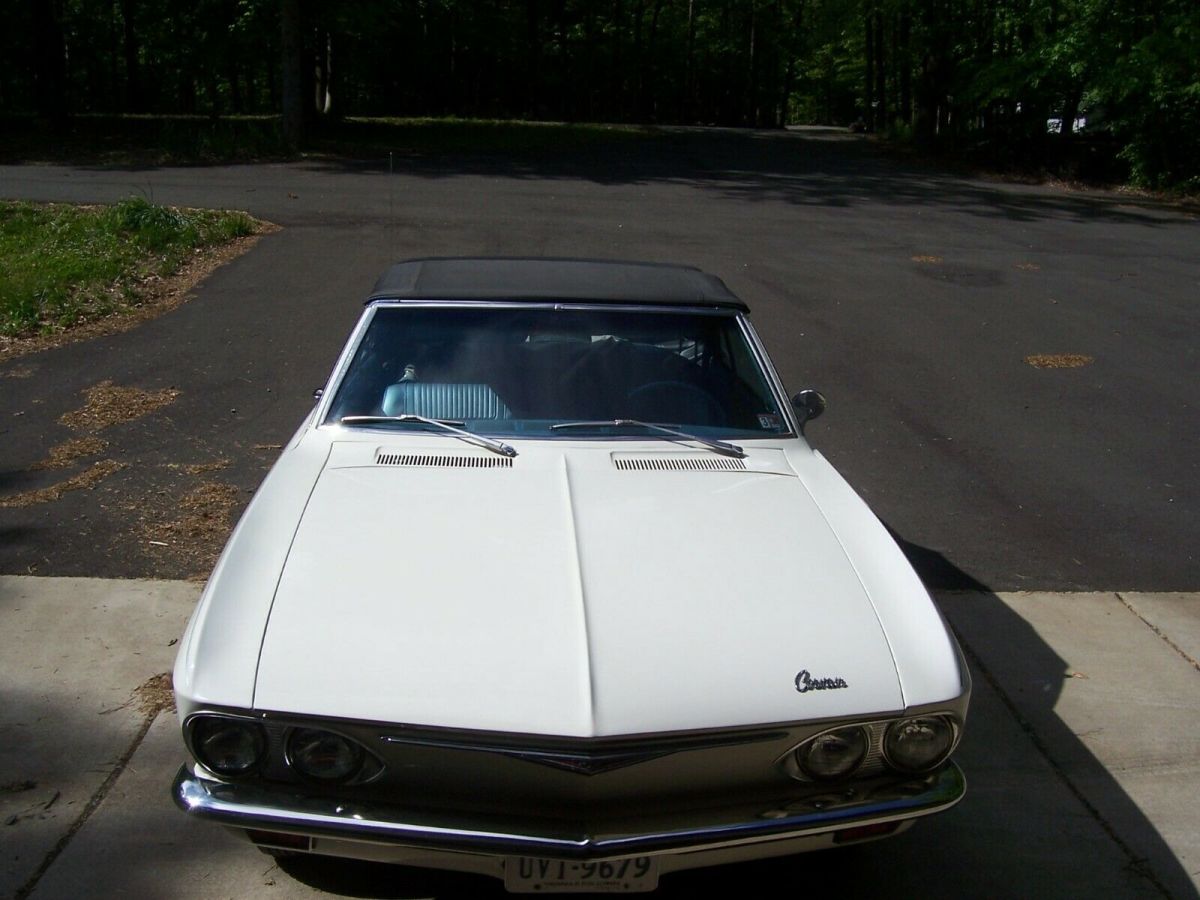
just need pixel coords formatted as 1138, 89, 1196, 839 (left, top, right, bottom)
884, 715, 957, 773
795, 726, 869, 781
190, 716, 266, 777
287, 727, 365, 783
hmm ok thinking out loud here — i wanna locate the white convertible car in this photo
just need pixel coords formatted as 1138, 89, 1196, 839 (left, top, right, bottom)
172, 258, 969, 893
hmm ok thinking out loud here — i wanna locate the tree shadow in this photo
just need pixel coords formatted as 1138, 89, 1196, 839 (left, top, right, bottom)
899, 538, 1195, 900
44, 126, 1187, 227
285, 128, 1184, 227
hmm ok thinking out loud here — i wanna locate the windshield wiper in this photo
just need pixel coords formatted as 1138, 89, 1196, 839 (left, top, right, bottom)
550, 419, 745, 458
340, 414, 517, 458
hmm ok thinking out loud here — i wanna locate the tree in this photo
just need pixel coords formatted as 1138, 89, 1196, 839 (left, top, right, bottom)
280, 0, 303, 149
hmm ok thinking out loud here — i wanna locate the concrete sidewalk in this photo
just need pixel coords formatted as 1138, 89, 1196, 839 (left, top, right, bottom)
2, 577, 1197, 899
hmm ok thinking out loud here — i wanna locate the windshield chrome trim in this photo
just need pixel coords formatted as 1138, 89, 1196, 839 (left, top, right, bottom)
365, 299, 740, 316
736, 316, 802, 439
317, 304, 797, 441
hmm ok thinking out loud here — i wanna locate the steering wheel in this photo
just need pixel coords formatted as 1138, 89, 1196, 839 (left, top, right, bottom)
624, 381, 724, 425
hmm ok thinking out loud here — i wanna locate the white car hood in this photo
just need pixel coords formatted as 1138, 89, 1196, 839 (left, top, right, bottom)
253, 441, 904, 737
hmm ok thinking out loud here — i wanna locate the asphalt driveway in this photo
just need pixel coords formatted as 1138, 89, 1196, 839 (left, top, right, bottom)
2, 130, 1199, 899
1, 128, 1197, 589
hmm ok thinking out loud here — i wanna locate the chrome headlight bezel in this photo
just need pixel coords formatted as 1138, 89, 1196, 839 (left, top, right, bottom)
187, 714, 268, 779
285, 726, 368, 784
792, 725, 871, 781
882, 715, 960, 774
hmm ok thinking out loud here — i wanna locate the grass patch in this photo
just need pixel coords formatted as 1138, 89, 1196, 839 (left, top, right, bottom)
0, 197, 256, 338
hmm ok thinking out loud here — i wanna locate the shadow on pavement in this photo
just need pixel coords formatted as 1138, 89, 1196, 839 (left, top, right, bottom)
904, 541, 1194, 900
286, 130, 1181, 227
65, 128, 1183, 227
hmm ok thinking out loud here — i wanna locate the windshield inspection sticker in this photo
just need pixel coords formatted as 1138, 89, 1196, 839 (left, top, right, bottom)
757, 413, 782, 430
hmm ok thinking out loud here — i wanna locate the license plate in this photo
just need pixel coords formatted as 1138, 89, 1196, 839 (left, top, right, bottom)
504, 856, 659, 893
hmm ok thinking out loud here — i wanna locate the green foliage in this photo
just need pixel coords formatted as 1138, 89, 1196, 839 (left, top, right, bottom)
0, 199, 255, 338
1, 0, 1195, 186
1095, 4, 1200, 188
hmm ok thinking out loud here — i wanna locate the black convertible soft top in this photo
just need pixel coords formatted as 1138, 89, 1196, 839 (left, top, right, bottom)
367, 257, 748, 311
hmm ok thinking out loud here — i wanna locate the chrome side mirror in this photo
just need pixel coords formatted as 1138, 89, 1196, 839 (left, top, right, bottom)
312, 388, 324, 402
791, 389, 826, 429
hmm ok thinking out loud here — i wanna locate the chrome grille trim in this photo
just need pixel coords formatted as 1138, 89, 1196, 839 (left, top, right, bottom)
379, 728, 789, 775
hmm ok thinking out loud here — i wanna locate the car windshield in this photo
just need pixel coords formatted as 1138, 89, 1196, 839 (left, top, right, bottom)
325, 305, 788, 438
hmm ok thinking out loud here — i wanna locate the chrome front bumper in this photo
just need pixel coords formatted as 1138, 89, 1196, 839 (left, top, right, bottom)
173, 761, 965, 860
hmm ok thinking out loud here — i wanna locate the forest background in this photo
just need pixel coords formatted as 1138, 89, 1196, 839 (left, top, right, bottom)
5, 0, 1198, 189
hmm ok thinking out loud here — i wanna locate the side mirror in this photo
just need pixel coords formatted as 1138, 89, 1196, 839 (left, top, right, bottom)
312, 388, 324, 402
791, 389, 826, 429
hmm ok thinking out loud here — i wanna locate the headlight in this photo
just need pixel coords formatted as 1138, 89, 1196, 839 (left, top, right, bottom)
287, 728, 364, 782
884, 716, 957, 773
191, 716, 266, 777
795, 726, 869, 780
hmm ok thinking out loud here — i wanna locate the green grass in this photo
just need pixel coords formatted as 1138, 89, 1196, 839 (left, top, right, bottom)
0, 197, 256, 338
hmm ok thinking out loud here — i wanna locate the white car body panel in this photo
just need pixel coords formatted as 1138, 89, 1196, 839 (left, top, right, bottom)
173, 421, 329, 717
251, 439, 905, 735
787, 447, 968, 707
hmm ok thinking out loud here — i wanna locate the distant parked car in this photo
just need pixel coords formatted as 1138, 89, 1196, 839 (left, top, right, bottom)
172, 258, 970, 893
1047, 115, 1088, 134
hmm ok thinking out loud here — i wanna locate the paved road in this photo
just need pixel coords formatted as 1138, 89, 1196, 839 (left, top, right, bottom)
1, 130, 1197, 589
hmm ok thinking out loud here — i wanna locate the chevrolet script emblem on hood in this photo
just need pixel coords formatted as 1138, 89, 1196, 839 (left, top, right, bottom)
794, 669, 849, 693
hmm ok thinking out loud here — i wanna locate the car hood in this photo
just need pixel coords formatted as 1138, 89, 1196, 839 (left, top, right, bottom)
253, 441, 904, 737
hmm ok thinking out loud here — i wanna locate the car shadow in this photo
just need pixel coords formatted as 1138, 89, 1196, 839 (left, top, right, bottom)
267, 540, 1195, 899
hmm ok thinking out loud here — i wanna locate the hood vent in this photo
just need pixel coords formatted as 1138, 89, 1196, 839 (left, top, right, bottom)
612, 453, 747, 472
375, 451, 512, 469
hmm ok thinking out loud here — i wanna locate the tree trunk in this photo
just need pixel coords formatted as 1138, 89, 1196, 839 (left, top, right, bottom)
228, 63, 243, 114
899, 9, 911, 125
643, 0, 664, 120
314, 30, 333, 116
281, 0, 304, 150
864, 6, 874, 130
1058, 85, 1083, 168
779, 0, 802, 127
609, 0, 623, 120
747, 0, 757, 126
119, 0, 142, 112
874, 10, 886, 130
683, 0, 695, 121
525, 0, 541, 117
31, 0, 68, 123
583, 1, 597, 119
631, 0, 645, 120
